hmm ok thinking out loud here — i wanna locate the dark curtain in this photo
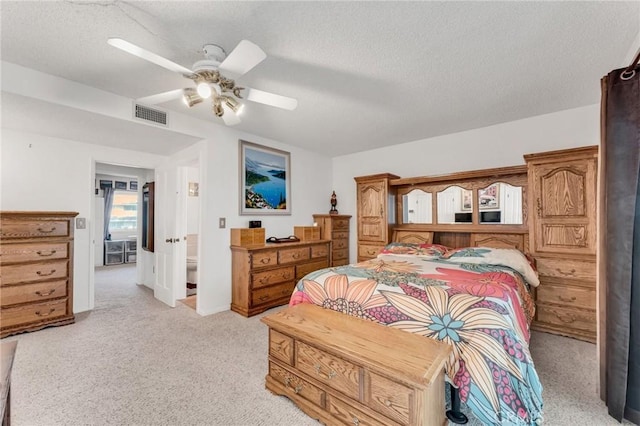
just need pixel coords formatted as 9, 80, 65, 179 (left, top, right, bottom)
602, 53, 640, 424
103, 187, 115, 241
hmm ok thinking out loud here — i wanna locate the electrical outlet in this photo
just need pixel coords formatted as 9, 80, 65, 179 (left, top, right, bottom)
75, 217, 86, 229
219, 217, 226, 228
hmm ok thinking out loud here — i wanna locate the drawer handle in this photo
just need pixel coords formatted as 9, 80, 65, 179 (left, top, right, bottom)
384, 399, 392, 407
259, 277, 269, 285
353, 417, 360, 426
292, 253, 301, 259
259, 296, 269, 301
36, 250, 57, 257
260, 258, 271, 264
36, 269, 56, 277
35, 289, 56, 297
367, 249, 376, 255
555, 268, 577, 277
35, 308, 56, 317
558, 295, 577, 302
283, 376, 303, 394
554, 311, 577, 323
37, 227, 56, 233
314, 364, 336, 379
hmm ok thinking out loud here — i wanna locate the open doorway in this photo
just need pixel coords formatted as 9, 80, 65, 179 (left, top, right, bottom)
181, 162, 200, 311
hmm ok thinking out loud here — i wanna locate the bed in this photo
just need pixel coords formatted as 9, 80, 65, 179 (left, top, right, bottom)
288, 233, 543, 425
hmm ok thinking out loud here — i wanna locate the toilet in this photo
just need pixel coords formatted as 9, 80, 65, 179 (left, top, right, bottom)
186, 234, 198, 286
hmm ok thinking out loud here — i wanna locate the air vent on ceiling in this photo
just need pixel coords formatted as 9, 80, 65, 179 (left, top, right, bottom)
133, 103, 168, 126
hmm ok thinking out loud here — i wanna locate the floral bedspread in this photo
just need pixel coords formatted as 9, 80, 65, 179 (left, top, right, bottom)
289, 244, 543, 426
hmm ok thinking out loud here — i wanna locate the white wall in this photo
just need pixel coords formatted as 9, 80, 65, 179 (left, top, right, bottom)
0, 129, 166, 312
332, 103, 601, 262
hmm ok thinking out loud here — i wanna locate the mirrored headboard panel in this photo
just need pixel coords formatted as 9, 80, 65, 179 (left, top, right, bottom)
392, 165, 528, 233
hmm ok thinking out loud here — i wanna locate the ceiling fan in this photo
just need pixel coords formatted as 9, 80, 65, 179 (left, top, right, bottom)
107, 38, 297, 126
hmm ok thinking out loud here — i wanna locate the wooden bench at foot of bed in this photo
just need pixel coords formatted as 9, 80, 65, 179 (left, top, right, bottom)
261, 304, 452, 426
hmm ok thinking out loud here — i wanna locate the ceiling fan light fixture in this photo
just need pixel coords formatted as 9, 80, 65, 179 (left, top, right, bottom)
223, 96, 243, 114
196, 81, 212, 99
212, 98, 224, 117
182, 88, 203, 107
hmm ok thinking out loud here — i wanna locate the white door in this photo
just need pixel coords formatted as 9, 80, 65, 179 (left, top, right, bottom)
154, 166, 187, 307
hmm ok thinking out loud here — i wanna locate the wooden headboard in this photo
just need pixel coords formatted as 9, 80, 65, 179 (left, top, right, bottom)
388, 164, 530, 253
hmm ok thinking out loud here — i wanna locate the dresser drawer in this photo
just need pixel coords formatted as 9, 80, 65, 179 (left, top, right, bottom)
358, 244, 384, 260
328, 394, 398, 426
1, 280, 68, 306
536, 257, 595, 282
333, 219, 350, 230
251, 250, 278, 268
332, 239, 348, 251
0, 298, 69, 328
1, 220, 70, 239
369, 372, 412, 424
333, 259, 349, 267
279, 247, 310, 264
252, 267, 295, 289
296, 341, 360, 400
1, 260, 69, 285
251, 281, 293, 306
536, 282, 595, 310
296, 260, 329, 280
310, 244, 329, 259
0, 242, 69, 265
269, 362, 326, 409
333, 249, 349, 261
332, 231, 349, 240
269, 329, 294, 365
536, 304, 596, 333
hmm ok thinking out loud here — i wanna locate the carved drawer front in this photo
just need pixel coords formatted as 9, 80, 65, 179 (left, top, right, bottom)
311, 244, 329, 259
333, 219, 350, 230
252, 267, 295, 289
536, 283, 595, 310
269, 330, 294, 365
269, 362, 326, 408
334, 259, 350, 267
358, 244, 384, 260
251, 281, 293, 306
0, 242, 69, 265
535, 258, 595, 282
0, 298, 68, 328
536, 304, 596, 333
296, 341, 360, 400
1, 260, 68, 285
368, 372, 412, 424
333, 231, 349, 240
327, 394, 398, 426
0, 220, 70, 239
1, 280, 68, 306
333, 239, 349, 251
296, 260, 329, 280
333, 249, 349, 261
251, 250, 278, 268
279, 247, 310, 264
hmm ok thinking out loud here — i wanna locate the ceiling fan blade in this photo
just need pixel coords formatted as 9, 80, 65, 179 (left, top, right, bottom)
218, 40, 266, 77
245, 88, 298, 111
221, 104, 242, 126
136, 89, 184, 105
107, 38, 194, 76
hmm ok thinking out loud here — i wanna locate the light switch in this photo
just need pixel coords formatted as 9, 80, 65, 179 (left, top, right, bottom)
76, 217, 87, 229
219, 217, 226, 228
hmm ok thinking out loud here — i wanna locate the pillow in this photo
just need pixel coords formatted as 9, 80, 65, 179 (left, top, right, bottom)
379, 242, 449, 258
441, 246, 540, 287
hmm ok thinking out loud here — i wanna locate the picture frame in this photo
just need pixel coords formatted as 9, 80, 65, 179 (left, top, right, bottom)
239, 140, 291, 215
99, 179, 113, 189
461, 190, 472, 211
115, 181, 127, 190
129, 181, 138, 191
479, 183, 500, 210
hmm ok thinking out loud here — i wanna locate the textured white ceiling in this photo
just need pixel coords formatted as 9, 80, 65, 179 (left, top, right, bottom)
1, 1, 638, 156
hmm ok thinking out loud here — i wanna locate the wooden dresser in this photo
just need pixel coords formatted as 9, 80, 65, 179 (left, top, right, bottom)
312, 214, 351, 266
0, 211, 78, 338
262, 304, 451, 426
231, 240, 330, 317
525, 146, 598, 342
355, 173, 399, 261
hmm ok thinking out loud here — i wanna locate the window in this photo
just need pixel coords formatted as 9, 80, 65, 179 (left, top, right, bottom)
109, 191, 138, 231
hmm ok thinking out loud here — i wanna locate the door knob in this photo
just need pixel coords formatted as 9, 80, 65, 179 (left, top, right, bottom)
166, 238, 173, 243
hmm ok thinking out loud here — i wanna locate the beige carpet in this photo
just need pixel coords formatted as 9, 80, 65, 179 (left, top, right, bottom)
1, 264, 623, 425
